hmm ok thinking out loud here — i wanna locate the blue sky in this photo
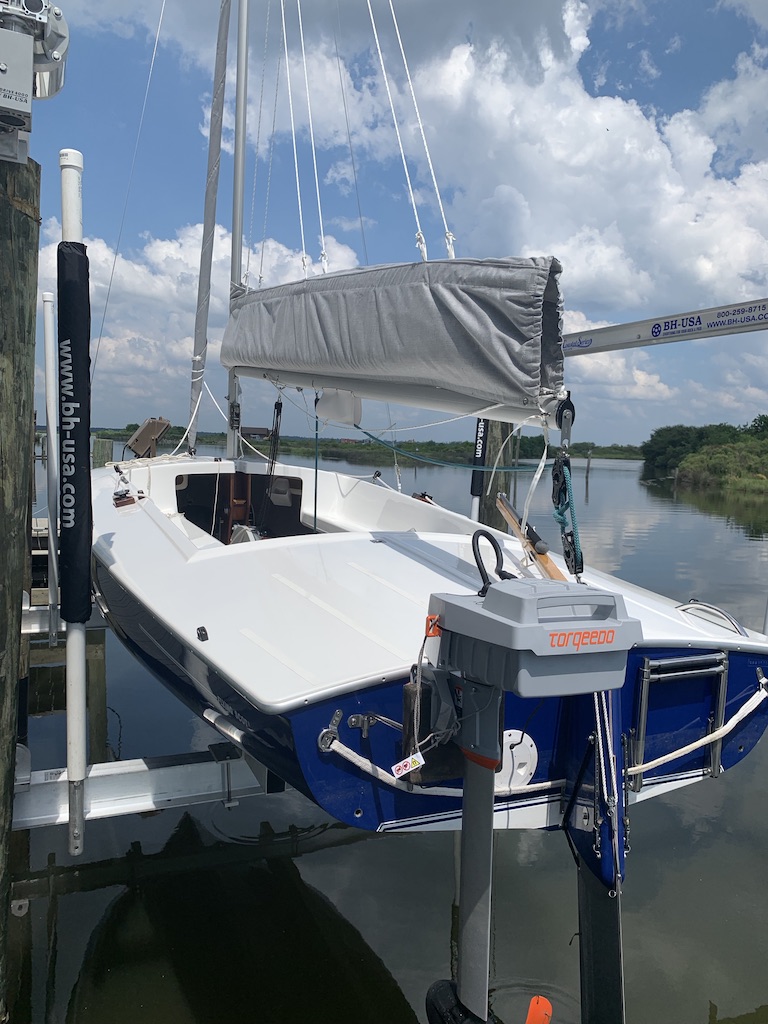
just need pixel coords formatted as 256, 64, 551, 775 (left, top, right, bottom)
26, 0, 768, 445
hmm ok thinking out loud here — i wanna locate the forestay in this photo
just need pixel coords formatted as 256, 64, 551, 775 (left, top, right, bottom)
221, 256, 566, 423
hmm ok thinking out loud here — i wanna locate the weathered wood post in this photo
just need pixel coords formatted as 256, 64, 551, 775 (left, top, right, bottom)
477, 419, 512, 531
92, 436, 113, 469
0, 158, 41, 1024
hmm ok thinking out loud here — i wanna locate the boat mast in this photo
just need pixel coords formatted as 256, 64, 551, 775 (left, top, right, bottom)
188, 0, 232, 452
231, 0, 249, 292
226, 0, 250, 460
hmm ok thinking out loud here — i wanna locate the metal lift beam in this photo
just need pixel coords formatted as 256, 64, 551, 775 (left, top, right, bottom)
564, 297, 768, 356
12, 745, 267, 831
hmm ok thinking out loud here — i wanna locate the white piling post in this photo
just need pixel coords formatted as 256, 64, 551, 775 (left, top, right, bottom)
59, 148, 83, 244
60, 147, 87, 857
65, 621, 87, 854
42, 291, 60, 644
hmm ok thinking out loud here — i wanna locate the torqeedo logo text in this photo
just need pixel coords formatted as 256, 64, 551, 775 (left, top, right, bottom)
549, 629, 615, 651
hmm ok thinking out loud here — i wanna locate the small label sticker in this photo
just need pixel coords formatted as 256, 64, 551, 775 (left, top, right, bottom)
391, 751, 426, 778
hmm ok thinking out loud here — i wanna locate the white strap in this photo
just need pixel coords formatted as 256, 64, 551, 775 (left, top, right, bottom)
296, 0, 328, 272
366, 0, 426, 259
279, 0, 308, 275
325, 735, 563, 799
388, 0, 455, 258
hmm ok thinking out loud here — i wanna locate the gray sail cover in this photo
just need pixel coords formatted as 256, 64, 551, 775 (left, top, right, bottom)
221, 256, 565, 423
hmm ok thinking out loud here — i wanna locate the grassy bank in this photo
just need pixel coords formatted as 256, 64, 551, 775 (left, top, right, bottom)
677, 439, 768, 494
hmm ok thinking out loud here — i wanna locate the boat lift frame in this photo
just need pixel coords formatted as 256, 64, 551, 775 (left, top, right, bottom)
15, 136, 267, 842
15, 607, 269, 832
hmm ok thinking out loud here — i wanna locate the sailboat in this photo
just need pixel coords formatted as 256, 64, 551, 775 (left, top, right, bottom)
91, 250, 768, 840
87, 3, 768, 1021
89, 0, 768, 839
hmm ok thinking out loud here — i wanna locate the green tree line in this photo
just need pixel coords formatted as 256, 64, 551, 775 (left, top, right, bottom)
641, 415, 768, 492
87, 417, 768, 492
91, 425, 641, 467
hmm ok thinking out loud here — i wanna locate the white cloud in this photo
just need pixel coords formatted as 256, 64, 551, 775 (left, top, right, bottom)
720, 0, 768, 32
327, 214, 377, 233
395, 12, 768, 324
36, 217, 358, 430
562, 309, 614, 335
697, 45, 768, 172
638, 48, 661, 81
547, 225, 655, 308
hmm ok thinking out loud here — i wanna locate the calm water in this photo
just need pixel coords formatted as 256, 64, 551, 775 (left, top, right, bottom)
12, 456, 768, 1024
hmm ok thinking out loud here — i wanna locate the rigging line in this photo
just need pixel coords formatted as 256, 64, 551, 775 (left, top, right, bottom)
296, 0, 328, 272
386, 402, 402, 491
272, 375, 471, 433
601, 691, 620, 804
169, 386, 205, 456
259, 47, 282, 285
521, 424, 549, 534
280, 0, 308, 276
245, 0, 273, 286
388, 0, 455, 259
358, 429, 539, 472
365, 0, 427, 260
484, 425, 515, 499
314, 391, 319, 530
203, 380, 230, 423
197, 381, 272, 462
482, 415, 542, 498
334, 0, 369, 265
91, 0, 167, 385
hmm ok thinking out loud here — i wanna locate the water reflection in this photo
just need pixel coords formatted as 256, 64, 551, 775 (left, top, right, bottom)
10, 808, 416, 1024
60, 815, 417, 1024
708, 1007, 768, 1023
647, 478, 768, 540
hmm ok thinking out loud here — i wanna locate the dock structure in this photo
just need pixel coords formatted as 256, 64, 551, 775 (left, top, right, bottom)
476, 419, 512, 531
0, 156, 41, 1024
16, 560, 269, 830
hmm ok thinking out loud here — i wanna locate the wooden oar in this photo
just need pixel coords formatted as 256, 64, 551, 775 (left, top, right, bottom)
524, 994, 554, 1023
495, 493, 567, 582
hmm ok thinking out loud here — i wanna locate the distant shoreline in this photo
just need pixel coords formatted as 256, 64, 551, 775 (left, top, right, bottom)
80, 428, 642, 467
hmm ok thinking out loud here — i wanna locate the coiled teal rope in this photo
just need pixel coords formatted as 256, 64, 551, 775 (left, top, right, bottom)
552, 460, 582, 567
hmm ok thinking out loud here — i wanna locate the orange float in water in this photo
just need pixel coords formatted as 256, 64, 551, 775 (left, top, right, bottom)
524, 994, 554, 1024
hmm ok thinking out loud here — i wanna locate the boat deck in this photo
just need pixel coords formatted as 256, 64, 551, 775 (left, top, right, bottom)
91, 461, 760, 715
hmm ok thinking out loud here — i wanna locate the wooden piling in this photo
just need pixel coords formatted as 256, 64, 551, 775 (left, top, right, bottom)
92, 436, 113, 469
0, 158, 41, 1023
477, 419, 512, 531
